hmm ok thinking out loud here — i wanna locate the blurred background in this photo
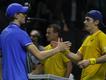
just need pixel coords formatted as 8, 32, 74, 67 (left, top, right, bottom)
0, 0, 106, 44
0, 0, 106, 80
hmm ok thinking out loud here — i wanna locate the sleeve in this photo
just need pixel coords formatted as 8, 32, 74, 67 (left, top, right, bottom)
0, 36, 1, 49
0, 36, 2, 56
19, 31, 32, 47
62, 50, 71, 63
78, 45, 84, 55
78, 36, 90, 56
98, 33, 106, 54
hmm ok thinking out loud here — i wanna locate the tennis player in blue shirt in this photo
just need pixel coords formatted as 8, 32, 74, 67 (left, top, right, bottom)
0, 3, 71, 80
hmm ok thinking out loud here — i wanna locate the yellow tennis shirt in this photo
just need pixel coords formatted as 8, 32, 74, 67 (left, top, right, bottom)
78, 30, 106, 80
42, 44, 70, 77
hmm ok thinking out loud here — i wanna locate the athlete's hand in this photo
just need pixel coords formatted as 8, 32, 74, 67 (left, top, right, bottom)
78, 60, 90, 68
57, 38, 71, 51
50, 41, 58, 48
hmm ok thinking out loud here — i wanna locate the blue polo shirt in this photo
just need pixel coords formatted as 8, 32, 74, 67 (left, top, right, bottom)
0, 23, 32, 80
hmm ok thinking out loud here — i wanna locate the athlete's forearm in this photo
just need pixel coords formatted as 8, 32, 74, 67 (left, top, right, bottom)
39, 47, 60, 59
66, 52, 82, 62
96, 53, 106, 64
27, 44, 60, 60
65, 62, 72, 78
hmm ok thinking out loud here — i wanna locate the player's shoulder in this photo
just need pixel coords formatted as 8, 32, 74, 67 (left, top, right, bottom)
97, 30, 106, 38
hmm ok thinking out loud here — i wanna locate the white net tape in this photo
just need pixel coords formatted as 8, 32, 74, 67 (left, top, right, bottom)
28, 74, 74, 80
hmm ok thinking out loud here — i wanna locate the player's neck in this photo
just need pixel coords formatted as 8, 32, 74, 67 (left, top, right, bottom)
90, 26, 99, 34
12, 20, 21, 27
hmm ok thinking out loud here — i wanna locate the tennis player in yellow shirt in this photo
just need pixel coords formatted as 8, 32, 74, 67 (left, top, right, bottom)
66, 10, 106, 80
42, 24, 72, 77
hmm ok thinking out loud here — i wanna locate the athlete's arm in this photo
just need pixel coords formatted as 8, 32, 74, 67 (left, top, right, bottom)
65, 61, 72, 78
66, 51, 82, 62
96, 53, 106, 63
27, 41, 71, 60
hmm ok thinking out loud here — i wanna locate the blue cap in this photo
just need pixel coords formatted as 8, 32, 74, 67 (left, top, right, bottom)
86, 10, 103, 21
86, 10, 106, 28
6, 3, 28, 17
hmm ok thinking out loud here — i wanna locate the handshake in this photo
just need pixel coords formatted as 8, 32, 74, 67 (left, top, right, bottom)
50, 38, 72, 52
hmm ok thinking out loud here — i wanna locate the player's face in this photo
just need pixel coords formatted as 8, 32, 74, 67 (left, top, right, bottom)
30, 31, 39, 42
83, 16, 96, 32
46, 27, 58, 41
16, 13, 27, 24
